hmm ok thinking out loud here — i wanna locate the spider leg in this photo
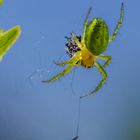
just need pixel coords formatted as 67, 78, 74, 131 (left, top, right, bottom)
53, 60, 72, 66
109, 3, 124, 42
71, 8, 92, 48
97, 55, 111, 68
80, 61, 107, 98
71, 7, 92, 48
42, 64, 76, 83
71, 33, 81, 48
54, 52, 81, 66
81, 7, 92, 44
42, 52, 81, 83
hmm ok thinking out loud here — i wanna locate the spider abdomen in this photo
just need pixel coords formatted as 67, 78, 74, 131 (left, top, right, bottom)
85, 18, 109, 55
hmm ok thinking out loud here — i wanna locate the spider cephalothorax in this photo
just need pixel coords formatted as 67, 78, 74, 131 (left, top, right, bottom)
43, 3, 124, 98
65, 35, 94, 68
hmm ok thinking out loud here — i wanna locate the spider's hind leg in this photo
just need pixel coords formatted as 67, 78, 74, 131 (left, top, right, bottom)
97, 55, 111, 68
109, 3, 124, 42
80, 61, 107, 98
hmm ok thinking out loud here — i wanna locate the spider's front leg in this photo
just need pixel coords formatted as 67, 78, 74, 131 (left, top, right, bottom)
80, 61, 107, 98
53, 58, 75, 66
42, 64, 76, 83
109, 3, 124, 42
54, 51, 81, 66
81, 7, 92, 44
43, 52, 81, 83
53, 60, 71, 66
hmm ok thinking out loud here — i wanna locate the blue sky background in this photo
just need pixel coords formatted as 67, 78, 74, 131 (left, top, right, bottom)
0, 0, 140, 140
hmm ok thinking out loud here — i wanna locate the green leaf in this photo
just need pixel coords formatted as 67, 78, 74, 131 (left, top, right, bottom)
0, 25, 21, 60
0, 0, 3, 6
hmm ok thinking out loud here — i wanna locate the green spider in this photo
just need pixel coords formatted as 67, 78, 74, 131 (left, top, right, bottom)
43, 3, 124, 98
